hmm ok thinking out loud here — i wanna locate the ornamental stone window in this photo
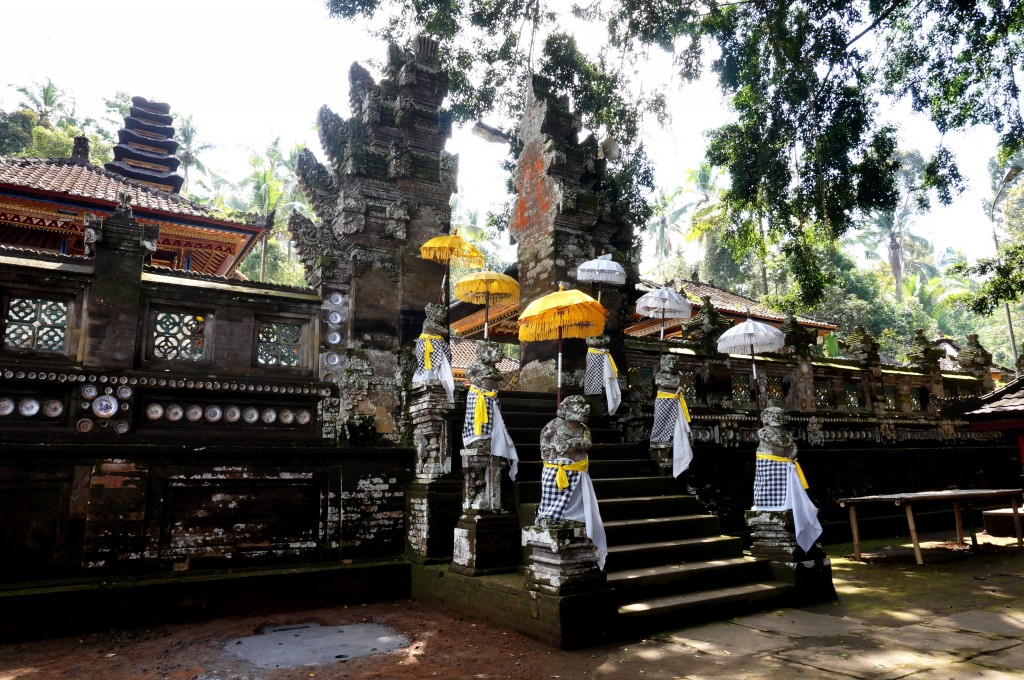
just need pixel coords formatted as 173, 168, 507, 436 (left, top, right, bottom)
256, 320, 303, 367
151, 310, 208, 362
3, 296, 68, 352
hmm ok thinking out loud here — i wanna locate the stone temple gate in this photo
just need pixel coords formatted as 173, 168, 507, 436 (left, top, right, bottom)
0, 36, 1018, 647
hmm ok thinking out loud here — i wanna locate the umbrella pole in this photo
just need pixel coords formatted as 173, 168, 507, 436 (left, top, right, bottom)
750, 342, 760, 409
660, 308, 666, 355
443, 263, 451, 339
557, 328, 563, 404
484, 290, 490, 341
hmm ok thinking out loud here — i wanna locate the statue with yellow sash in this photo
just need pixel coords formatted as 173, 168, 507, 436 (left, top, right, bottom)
412, 303, 454, 402
535, 395, 607, 569
461, 341, 518, 479
752, 406, 822, 552
584, 335, 621, 415
649, 354, 693, 477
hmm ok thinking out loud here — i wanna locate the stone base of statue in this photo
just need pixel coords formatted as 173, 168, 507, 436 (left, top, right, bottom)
522, 523, 606, 596
449, 446, 518, 576
745, 509, 836, 604
650, 442, 673, 476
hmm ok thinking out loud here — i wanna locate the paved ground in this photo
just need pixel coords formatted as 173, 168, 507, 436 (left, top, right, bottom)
1, 532, 1023, 679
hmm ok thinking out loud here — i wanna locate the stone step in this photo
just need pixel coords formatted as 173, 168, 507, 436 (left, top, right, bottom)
616, 581, 794, 624
506, 426, 621, 444
604, 535, 744, 572
515, 476, 677, 503
597, 495, 702, 521
515, 458, 659, 481
603, 514, 723, 545
606, 556, 772, 603
513, 442, 648, 462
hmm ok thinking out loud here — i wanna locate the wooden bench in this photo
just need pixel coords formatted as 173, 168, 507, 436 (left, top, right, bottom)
838, 489, 1023, 565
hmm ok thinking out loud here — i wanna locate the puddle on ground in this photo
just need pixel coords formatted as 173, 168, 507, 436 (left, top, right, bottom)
224, 622, 408, 669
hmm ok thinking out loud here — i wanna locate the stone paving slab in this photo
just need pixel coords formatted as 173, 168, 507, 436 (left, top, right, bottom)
971, 641, 1024, 672
659, 621, 795, 657
868, 623, 1018, 657
732, 609, 870, 637
928, 610, 1024, 637
901, 662, 1024, 679
775, 642, 961, 680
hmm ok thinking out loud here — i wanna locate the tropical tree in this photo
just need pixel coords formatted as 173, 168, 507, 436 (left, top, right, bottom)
0, 108, 37, 155
14, 78, 69, 127
644, 187, 686, 263
176, 114, 214, 195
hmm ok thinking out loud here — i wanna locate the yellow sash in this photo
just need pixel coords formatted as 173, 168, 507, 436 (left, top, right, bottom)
470, 384, 497, 435
655, 390, 691, 423
587, 348, 618, 377
419, 333, 444, 370
543, 457, 590, 490
756, 453, 809, 489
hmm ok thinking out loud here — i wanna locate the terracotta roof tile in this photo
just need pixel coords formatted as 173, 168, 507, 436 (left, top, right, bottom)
660, 278, 836, 329
449, 338, 519, 374
0, 157, 233, 221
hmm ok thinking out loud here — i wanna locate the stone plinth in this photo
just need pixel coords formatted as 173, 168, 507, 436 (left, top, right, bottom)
650, 442, 672, 476
449, 447, 518, 575
745, 509, 836, 604
409, 383, 455, 480
523, 524, 606, 596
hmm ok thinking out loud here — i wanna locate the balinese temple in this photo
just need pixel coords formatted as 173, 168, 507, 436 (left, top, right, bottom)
0, 96, 264, 276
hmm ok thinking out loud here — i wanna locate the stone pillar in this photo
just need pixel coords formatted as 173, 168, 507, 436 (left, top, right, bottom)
405, 383, 461, 564
449, 446, 519, 575
745, 510, 836, 604
522, 524, 606, 595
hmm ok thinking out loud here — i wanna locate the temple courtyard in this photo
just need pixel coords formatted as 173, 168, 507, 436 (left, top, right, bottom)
1, 531, 1021, 679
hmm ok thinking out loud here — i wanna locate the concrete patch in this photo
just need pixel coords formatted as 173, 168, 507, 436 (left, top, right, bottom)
660, 622, 795, 657
776, 643, 960, 680
733, 609, 870, 637
224, 622, 408, 669
869, 624, 1017, 657
929, 610, 1024, 637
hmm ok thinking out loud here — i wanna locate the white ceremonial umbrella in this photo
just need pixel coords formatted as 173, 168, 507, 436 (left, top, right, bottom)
716, 317, 785, 384
576, 254, 627, 290
635, 287, 693, 350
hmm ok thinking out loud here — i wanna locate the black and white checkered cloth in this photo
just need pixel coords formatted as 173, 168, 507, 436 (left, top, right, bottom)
753, 457, 789, 507
536, 458, 581, 522
462, 387, 495, 446
650, 397, 677, 443
414, 337, 448, 373
584, 352, 604, 395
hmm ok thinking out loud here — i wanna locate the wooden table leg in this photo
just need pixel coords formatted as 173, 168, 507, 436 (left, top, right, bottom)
905, 503, 924, 565
966, 502, 979, 551
1013, 496, 1023, 549
954, 500, 965, 543
848, 504, 861, 561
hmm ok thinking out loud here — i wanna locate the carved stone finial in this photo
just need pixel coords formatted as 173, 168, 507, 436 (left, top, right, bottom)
680, 294, 732, 355
422, 303, 447, 339
780, 311, 815, 357
114, 190, 133, 216
466, 341, 503, 390
956, 333, 993, 375
71, 135, 90, 163
906, 328, 942, 368
845, 325, 880, 365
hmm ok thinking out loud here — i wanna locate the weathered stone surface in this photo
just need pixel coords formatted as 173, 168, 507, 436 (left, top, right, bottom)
523, 524, 605, 596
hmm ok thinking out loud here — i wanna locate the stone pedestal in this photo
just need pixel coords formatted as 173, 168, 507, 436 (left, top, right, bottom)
650, 442, 672, 476
522, 524, 606, 596
745, 509, 836, 604
405, 383, 461, 564
449, 447, 519, 575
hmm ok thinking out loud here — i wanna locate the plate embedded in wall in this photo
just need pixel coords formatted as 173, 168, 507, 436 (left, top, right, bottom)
204, 405, 223, 422
43, 400, 64, 418
117, 386, 133, 400
224, 405, 241, 422
242, 407, 259, 424
185, 405, 203, 422
18, 398, 40, 417
279, 408, 294, 424
146, 403, 165, 420
260, 408, 277, 424
80, 384, 98, 400
91, 395, 118, 419
296, 409, 311, 425
0, 398, 14, 416
165, 404, 184, 421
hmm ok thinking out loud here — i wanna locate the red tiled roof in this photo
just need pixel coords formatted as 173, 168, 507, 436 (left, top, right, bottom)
0, 157, 227, 221
449, 338, 519, 374
663, 278, 836, 330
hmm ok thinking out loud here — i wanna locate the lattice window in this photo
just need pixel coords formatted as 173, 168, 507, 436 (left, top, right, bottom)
731, 374, 750, 403
909, 388, 924, 412
4, 297, 68, 352
844, 381, 861, 408
256, 320, 302, 367
680, 370, 697, 403
814, 379, 834, 408
766, 376, 784, 402
152, 311, 207, 361
884, 385, 897, 410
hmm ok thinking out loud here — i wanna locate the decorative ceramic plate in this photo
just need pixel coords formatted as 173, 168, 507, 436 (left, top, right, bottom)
204, 405, 223, 422
260, 408, 277, 424
114, 421, 130, 434
117, 386, 133, 400
242, 407, 259, 424
295, 409, 311, 425
224, 405, 241, 423
165, 404, 184, 421
326, 331, 342, 345
279, 408, 295, 425
76, 418, 94, 432
80, 384, 98, 400
43, 399, 64, 418
146, 403, 164, 420
0, 398, 14, 416
18, 398, 40, 417
92, 395, 118, 418
326, 352, 341, 366
327, 310, 343, 325
329, 292, 344, 305
185, 405, 203, 422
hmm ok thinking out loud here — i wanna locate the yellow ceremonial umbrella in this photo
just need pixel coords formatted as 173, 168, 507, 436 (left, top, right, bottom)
518, 285, 608, 402
419, 229, 485, 300
454, 270, 520, 340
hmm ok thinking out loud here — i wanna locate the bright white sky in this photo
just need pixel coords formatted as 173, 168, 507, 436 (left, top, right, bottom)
0, 0, 1005, 269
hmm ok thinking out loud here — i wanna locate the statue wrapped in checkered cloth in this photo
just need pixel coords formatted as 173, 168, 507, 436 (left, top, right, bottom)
536, 395, 607, 570
752, 406, 822, 552
649, 355, 693, 477
584, 335, 621, 415
461, 341, 518, 479
412, 303, 454, 403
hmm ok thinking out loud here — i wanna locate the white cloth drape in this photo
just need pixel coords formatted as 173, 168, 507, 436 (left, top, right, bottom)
601, 353, 621, 416
672, 400, 693, 478
411, 343, 455, 403
752, 463, 823, 553
562, 470, 608, 570
489, 407, 519, 481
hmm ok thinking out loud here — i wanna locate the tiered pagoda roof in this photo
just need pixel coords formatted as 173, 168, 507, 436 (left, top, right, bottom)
105, 97, 184, 193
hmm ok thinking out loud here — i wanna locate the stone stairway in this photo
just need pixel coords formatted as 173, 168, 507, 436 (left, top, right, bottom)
499, 390, 793, 633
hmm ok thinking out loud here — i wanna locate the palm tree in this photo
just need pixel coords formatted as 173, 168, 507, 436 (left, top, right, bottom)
644, 187, 688, 266
176, 115, 214, 194
15, 79, 68, 128
853, 209, 933, 302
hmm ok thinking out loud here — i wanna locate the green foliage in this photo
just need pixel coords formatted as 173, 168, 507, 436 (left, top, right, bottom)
0, 108, 36, 155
